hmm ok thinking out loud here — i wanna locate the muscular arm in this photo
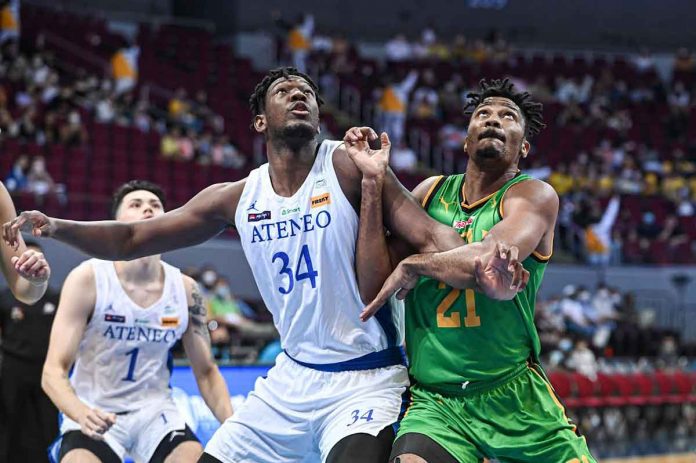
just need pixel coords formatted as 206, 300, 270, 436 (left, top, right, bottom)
0, 182, 47, 304
333, 143, 459, 252
182, 278, 233, 423
402, 180, 558, 289
12, 182, 244, 260
41, 263, 98, 423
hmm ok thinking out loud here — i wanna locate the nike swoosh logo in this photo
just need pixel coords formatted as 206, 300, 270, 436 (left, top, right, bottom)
169, 431, 185, 442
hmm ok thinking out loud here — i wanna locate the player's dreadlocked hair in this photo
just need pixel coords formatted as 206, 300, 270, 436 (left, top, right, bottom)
465, 78, 546, 138
249, 67, 324, 120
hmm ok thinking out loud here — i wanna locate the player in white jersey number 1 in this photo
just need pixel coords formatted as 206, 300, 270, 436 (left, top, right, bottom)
41, 181, 232, 463
3, 68, 527, 463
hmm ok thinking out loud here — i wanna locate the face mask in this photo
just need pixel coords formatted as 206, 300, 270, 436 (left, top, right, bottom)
559, 338, 573, 352
202, 271, 217, 286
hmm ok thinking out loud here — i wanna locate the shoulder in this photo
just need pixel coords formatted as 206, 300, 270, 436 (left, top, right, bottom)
181, 274, 203, 307
191, 180, 247, 221
331, 142, 361, 182
412, 175, 445, 205
65, 261, 96, 288
502, 178, 559, 216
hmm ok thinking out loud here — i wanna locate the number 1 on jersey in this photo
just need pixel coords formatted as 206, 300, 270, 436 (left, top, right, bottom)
122, 347, 139, 382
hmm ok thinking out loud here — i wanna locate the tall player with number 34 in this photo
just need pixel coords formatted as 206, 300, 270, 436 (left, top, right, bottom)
3, 68, 527, 463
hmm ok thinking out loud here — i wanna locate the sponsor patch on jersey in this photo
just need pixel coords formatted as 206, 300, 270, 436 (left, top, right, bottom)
161, 316, 180, 328
280, 205, 301, 217
248, 211, 272, 222
105, 313, 126, 323
453, 218, 474, 229
310, 193, 331, 208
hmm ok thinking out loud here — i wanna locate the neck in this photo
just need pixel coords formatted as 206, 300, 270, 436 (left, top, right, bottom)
463, 160, 519, 204
266, 137, 318, 197
114, 255, 162, 284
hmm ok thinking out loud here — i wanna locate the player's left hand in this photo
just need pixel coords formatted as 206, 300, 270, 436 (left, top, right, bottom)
474, 242, 529, 300
360, 259, 418, 321
343, 126, 391, 181
11, 248, 50, 284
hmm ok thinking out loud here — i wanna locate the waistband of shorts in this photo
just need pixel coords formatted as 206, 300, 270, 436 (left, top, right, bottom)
284, 345, 407, 372
417, 362, 529, 397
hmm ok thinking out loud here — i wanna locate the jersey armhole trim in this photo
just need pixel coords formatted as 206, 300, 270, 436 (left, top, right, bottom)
421, 176, 445, 209
499, 179, 553, 263
531, 250, 552, 262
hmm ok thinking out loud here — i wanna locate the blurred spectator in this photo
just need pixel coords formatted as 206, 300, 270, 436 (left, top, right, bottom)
95, 94, 115, 123
584, 195, 620, 266
673, 47, 695, 73
110, 44, 139, 95
385, 34, 412, 62
26, 155, 65, 204
390, 141, 418, 173
196, 267, 276, 362
287, 14, 313, 72
566, 339, 599, 380
656, 335, 679, 369
632, 48, 655, 73
377, 70, 418, 145
60, 110, 87, 146
161, 127, 181, 159
211, 136, 245, 168
4, 154, 29, 192
560, 285, 597, 340
0, 0, 19, 44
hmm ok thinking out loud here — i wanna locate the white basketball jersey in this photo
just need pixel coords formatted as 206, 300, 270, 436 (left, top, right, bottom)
70, 259, 189, 413
235, 140, 404, 365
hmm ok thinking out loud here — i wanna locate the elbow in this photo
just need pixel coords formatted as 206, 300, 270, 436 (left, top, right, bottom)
41, 367, 52, 395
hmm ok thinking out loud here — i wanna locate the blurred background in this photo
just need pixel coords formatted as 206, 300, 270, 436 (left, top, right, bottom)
0, 0, 695, 461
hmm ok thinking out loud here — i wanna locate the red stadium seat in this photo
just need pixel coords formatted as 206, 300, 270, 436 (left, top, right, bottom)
568, 373, 603, 408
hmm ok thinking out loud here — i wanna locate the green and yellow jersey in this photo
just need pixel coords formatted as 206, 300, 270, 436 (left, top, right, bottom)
405, 173, 550, 394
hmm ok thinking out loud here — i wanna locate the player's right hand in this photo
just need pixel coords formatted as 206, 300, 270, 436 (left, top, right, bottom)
2, 210, 55, 250
78, 407, 117, 441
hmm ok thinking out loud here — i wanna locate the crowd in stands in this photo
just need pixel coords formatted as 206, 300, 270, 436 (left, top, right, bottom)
0, 4, 694, 265
535, 283, 691, 371
180, 265, 279, 365
292, 22, 696, 264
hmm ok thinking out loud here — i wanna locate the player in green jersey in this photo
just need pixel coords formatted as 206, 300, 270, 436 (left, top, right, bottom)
348, 79, 596, 463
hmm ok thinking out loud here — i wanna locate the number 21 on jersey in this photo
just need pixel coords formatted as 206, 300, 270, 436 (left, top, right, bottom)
436, 282, 480, 328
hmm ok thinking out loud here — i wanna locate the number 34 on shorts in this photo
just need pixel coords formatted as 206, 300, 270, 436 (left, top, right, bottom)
347, 409, 375, 426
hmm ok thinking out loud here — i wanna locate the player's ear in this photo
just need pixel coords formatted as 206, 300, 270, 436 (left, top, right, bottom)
520, 139, 530, 158
253, 114, 266, 133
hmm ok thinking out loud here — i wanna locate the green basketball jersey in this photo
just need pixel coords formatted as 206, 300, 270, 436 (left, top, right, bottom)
405, 173, 549, 392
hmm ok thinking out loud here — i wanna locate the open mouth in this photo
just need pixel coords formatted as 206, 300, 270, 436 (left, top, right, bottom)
478, 130, 506, 142
290, 103, 310, 115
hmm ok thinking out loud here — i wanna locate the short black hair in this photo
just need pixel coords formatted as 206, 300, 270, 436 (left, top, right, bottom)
248, 67, 324, 120
465, 78, 546, 138
111, 180, 166, 219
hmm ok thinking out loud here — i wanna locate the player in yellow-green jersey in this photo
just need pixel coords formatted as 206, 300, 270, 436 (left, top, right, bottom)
351, 79, 596, 463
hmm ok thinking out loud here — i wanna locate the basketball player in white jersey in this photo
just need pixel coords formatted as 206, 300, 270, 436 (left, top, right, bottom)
41, 181, 232, 463
4, 67, 527, 463
0, 181, 50, 302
